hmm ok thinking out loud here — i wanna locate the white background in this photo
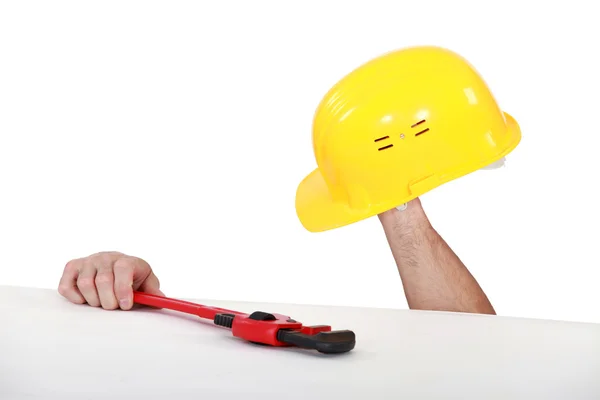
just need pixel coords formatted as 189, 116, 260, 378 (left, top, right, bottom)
1, 1, 598, 324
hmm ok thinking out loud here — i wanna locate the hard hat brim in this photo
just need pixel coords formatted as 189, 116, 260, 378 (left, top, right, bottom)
296, 112, 521, 233
295, 168, 361, 233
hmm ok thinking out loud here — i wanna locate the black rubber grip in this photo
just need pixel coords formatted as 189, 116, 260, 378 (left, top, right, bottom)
214, 313, 236, 328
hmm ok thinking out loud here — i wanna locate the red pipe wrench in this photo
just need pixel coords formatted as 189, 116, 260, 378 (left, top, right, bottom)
133, 291, 356, 354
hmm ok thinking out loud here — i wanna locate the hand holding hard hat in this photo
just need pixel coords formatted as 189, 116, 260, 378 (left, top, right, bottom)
295, 46, 521, 232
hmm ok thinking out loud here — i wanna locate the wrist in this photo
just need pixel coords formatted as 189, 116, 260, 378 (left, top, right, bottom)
378, 198, 433, 237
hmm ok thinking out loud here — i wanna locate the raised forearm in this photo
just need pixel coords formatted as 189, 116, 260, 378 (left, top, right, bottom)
378, 200, 495, 315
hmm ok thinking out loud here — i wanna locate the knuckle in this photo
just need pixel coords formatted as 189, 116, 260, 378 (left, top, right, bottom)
57, 284, 71, 296
95, 251, 124, 261
64, 259, 78, 273
100, 251, 118, 263
77, 277, 95, 289
113, 257, 134, 271
88, 253, 104, 265
95, 272, 113, 286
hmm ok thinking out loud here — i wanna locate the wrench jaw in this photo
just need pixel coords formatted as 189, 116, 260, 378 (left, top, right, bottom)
215, 310, 356, 354
276, 328, 356, 354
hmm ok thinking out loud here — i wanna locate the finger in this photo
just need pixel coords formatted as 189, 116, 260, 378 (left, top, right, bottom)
77, 260, 101, 307
95, 262, 119, 310
113, 257, 135, 310
58, 259, 86, 304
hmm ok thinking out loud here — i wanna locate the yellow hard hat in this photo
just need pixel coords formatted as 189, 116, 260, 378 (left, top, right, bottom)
295, 46, 521, 232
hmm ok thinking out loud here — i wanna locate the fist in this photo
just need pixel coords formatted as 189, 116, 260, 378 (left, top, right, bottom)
58, 251, 164, 310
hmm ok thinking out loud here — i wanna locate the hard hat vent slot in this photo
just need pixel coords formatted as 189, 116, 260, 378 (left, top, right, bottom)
374, 135, 393, 151
415, 128, 429, 136
412, 119, 429, 137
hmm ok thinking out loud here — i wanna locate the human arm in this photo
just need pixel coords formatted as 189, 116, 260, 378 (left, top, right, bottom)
378, 198, 496, 315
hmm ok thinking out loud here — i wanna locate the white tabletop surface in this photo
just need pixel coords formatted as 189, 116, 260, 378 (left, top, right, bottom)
1, 285, 599, 399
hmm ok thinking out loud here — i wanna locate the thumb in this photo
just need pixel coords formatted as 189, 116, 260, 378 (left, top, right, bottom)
138, 271, 165, 297
135, 272, 165, 309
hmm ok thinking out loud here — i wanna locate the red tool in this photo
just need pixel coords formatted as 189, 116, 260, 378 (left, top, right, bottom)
133, 291, 356, 354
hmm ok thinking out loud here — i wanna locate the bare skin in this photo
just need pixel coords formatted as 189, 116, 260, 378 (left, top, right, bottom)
58, 252, 163, 310
58, 198, 494, 315
378, 198, 496, 315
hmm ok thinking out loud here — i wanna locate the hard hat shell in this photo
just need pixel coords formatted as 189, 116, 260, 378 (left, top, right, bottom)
295, 46, 521, 233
